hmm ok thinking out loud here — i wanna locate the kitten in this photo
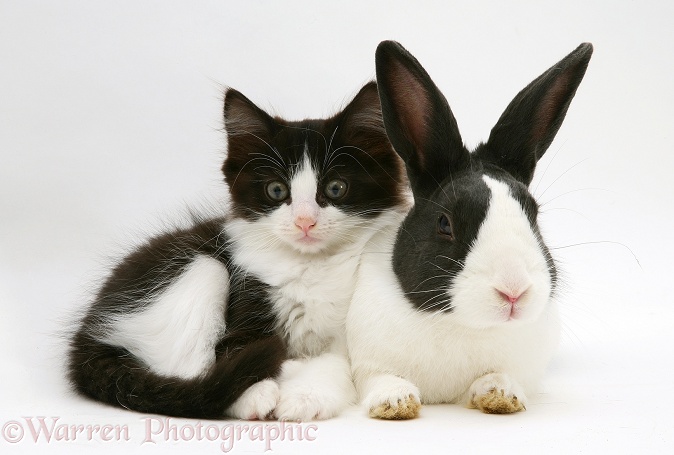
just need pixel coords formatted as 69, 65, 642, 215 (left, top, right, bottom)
68, 82, 408, 420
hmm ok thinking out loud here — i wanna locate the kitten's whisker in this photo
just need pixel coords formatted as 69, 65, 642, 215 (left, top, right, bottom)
415, 197, 451, 214
248, 152, 285, 170
324, 126, 339, 170
325, 144, 402, 184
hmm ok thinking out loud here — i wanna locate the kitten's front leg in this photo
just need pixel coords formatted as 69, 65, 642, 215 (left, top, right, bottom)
273, 352, 356, 421
226, 379, 280, 420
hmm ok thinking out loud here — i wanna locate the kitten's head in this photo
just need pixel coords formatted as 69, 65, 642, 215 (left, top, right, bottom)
222, 82, 407, 255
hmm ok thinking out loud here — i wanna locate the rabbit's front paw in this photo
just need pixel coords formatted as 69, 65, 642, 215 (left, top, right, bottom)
369, 394, 421, 420
468, 372, 526, 414
363, 376, 421, 420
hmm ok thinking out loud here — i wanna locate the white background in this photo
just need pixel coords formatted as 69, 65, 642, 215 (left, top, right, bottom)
1, 1, 672, 453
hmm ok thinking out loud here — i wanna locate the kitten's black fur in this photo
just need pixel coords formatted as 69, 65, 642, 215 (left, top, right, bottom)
69, 220, 285, 418
68, 82, 403, 418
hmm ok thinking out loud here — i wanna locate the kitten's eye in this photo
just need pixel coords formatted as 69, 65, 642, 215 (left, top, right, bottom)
266, 181, 289, 202
325, 179, 347, 200
437, 214, 454, 239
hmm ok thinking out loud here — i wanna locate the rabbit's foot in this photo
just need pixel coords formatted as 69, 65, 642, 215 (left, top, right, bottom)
369, 394, 421, 419
363, 375, 421, 420
468, 372, 526, 414
471, 388, 525, 414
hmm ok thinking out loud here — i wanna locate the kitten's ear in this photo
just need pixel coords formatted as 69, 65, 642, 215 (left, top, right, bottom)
476, 43, 593, 185
375, 41, 469, 198
224, 88, 275, 141
222, 89, 277, 198
337, 81, 388, 139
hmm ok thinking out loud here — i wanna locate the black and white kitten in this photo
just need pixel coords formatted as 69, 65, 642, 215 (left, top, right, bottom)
68, 82, 408, 420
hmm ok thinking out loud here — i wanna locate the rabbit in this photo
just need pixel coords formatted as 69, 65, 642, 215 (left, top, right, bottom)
346, 41, 593, 418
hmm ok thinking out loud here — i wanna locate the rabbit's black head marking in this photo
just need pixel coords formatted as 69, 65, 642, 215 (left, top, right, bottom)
376, 41, 592, 325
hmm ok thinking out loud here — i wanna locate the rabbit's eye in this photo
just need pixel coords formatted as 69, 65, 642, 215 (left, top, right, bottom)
437, 214, 454, 239
325, 179, 347, 200
266, 181, 289, 202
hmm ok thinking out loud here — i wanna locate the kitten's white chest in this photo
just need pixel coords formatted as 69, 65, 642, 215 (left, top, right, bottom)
224, 209, 404, 359
268, 254, 358, 357
228, 232, 359, 357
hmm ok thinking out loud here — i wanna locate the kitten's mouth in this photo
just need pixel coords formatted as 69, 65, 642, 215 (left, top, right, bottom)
297, 234, 320, 244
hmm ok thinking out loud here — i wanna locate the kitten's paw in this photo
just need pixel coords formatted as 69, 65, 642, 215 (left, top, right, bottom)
363, 379, 421, 420
227, 379, 280, 420
468, 373, 526, 414
274, 387, 343, 421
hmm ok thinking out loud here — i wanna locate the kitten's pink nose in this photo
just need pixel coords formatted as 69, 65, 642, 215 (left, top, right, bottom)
295, 217, 316, 234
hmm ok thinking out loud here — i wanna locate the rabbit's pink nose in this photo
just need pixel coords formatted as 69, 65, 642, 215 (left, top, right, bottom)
498, 290, 524, 305
295, 217, 316, 234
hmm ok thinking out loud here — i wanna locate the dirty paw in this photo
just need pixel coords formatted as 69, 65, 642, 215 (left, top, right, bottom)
369, 394, 421, 420
362, 376, 421, 420
467, 372, 527, 414
471, 388, 525, 414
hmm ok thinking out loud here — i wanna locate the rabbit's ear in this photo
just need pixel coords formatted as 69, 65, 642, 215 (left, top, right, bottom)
376, 41, 469, 198
478, 43, 593, 185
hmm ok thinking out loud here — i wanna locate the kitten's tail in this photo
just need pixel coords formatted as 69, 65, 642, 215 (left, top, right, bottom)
68, 331, 285, 418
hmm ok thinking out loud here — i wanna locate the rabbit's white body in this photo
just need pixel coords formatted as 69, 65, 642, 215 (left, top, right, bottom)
346, 41, 591, 417
348, 175, 560, 412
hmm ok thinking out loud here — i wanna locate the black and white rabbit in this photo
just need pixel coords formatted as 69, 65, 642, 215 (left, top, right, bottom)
346, 41, 593, 418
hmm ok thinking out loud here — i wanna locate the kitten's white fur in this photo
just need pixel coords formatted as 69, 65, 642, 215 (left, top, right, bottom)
347, 175, 559, 414
103, 255, 228, 379
226, 379, 280, 420
225, 152, 405, 420
103, 151, 406, 420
